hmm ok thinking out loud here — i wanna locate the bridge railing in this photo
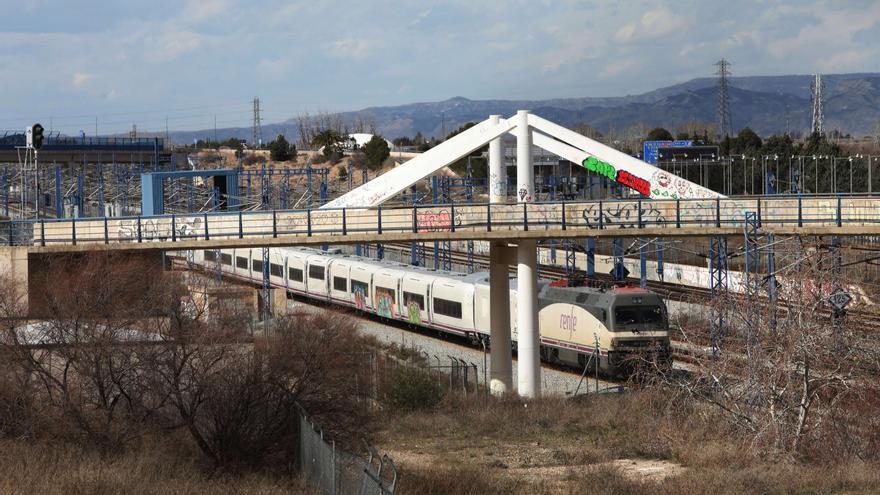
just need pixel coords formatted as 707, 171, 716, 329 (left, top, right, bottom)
4, 196, 875, 247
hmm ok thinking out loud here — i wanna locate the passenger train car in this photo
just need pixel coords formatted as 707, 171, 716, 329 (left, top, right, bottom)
192, 247, 672, 375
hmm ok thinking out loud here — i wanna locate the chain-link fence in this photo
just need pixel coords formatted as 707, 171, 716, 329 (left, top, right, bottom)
298, 408, 397, 495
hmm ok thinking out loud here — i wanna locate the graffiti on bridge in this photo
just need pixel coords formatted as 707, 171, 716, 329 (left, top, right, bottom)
416, 209, 460, 231
118, 217, 202, 241
582, 203, 665, 229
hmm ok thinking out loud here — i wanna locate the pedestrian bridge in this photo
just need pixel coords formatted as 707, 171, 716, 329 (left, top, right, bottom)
10, 195, 880, 254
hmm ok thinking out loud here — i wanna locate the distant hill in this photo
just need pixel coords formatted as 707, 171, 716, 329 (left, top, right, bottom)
169, 73, 880, 144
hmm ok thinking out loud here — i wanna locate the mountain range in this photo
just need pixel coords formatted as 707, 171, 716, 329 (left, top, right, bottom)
169, 73, 880, 145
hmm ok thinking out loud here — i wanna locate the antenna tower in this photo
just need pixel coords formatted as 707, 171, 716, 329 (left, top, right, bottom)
715, 59, 733, 138
811, 74, 824, 135
252, 97, 263, 148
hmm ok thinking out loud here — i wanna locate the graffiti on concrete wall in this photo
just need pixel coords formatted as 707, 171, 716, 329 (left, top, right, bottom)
117, 217, 202, 241
416, 209, 460, 231
582, 203, 665, 229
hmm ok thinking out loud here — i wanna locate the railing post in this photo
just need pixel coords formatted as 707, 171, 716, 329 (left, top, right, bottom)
486, 203, 491, 232
798, 196, 803, 227
450, 203, 455, 233
7, 221, 13, 246
561, 201, 566, 230
523, 202, 528, 231
307, 209, 312, 236
837, 196, 842, 227
715, 198, 721, 228
272, 210, 277, 238
171, 214, 177, 242
598, 201, 604, 229
637, 199, 643, 228
412, 205, 418, 233
238, 211, 244, 239
756, 198, 762, 228
136, 216, 142, 243
676, 199, 681, 228
72, 218, 77, 245
342, 208, 347, 235
102, 217, 108, 244
203, 213, 209, 240
41, 220, 46, 247
377, 206, 382, 235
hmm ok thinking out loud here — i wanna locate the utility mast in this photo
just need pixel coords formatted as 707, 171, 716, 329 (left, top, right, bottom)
811, 74, 824, 135
252, 97, 263, 148
715, 59, 733, 139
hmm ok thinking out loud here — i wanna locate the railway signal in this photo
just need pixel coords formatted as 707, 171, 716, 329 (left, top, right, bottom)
26, 123, 44, 150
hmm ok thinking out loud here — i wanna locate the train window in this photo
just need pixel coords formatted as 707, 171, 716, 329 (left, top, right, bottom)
204, 250, 217, 262
236, 256, 248, 269
220, 253, 232, 265
252, 259, 264, 273
614, 306, 664, 327
289, 267, 304, 282
270, 263, 283, 277
309, 265, 325, 280
403, 291, 425, 310
433, 297, 462, 319
333, 276, 347, 292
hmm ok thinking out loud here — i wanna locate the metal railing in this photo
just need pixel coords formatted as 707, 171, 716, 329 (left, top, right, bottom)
5, 195, 880, 248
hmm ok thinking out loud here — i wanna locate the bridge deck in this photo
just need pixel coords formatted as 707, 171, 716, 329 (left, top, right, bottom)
8, 196, 880, 254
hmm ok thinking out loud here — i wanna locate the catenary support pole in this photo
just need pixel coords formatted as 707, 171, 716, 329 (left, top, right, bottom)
487, 115, 513, 395
515, 110, 540, 398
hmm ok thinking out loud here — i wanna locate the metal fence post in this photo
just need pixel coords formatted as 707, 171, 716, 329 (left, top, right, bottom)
715, 198, 721, 228
136, 216, 141, 243
676, 199, 681, 228
561, 201, 567, 230
798, 196, 803, 227
102, 217, 108, 244
239, 211, 244, 239
598, 201, 604, 229
203, 213, 209, 241
450, 203, 456, 233
307, 209, 312, 236
7, 221, 13, 246
171, 214, 177, 242
41, 220, 46, 246
637, 199, 643, 228
756, 198, 762, 228
522, 202, 528, 231
377, 206, 382, 235
412, 205, 418, 233
342, 208, 347, 235
837, 196, 842, 227
486, 203, 492, 232
272, 210, 277, 238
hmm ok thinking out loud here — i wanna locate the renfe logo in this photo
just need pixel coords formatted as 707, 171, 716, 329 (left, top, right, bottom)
560, 313, 578, 331
582, 156, 652, 197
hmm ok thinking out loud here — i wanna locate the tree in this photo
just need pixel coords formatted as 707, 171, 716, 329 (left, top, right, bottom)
736, 127, 763, 153
269, 134, 296, 162
363, 135, 390, 171
311, 129, 345, 159
646, 127, 673, 141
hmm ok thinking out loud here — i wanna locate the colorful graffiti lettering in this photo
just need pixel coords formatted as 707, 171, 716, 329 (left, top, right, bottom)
354, 286, 366, 310
416, 209, 457, 231
616, 170, 651, 197
407, 301, 421, 325
376, 287, 395, 318
582, 156, 651, 197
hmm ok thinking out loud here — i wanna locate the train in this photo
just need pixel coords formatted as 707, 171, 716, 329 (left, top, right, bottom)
190, 247, 672, 375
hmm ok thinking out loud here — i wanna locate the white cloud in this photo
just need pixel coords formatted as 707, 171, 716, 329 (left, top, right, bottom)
328, 38, 378, 60
71, 72, 92, 87
182, 0, 232, 22
614, 7, 688, 43
411, 8, 432, 26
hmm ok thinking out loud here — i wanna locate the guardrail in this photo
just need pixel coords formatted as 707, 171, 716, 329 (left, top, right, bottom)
3, 196, 878, 248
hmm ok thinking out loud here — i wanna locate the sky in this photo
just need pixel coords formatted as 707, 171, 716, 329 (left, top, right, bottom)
1, 0, 879, 135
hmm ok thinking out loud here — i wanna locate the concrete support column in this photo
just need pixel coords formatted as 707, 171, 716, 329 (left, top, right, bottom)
488, 115, 506, 204
489, 241, 512, 395
488, 114, 513, 395
515, 109, 541, 398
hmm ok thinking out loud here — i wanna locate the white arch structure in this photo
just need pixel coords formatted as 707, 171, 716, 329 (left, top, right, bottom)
321, 111, 723, 398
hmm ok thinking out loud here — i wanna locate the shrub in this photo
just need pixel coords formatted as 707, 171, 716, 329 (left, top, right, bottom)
380, 366, 443, 413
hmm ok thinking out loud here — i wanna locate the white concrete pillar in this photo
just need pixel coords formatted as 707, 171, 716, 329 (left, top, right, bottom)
515, 109, 541, 398
489, 242, 512, 395
488, 114, 513, 395
488, 115, 506, 204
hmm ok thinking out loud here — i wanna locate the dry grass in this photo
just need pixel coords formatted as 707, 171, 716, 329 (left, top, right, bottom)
0, 437, 318, 495
383, 391, 880, 494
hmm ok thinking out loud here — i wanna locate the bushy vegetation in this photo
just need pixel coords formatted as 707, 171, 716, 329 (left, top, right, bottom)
380, 366, 444, 413
269, 134, 296, 162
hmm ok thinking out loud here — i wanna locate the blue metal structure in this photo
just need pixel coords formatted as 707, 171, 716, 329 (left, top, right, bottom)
142, 169, 240, 216
709, 235, 729, 356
